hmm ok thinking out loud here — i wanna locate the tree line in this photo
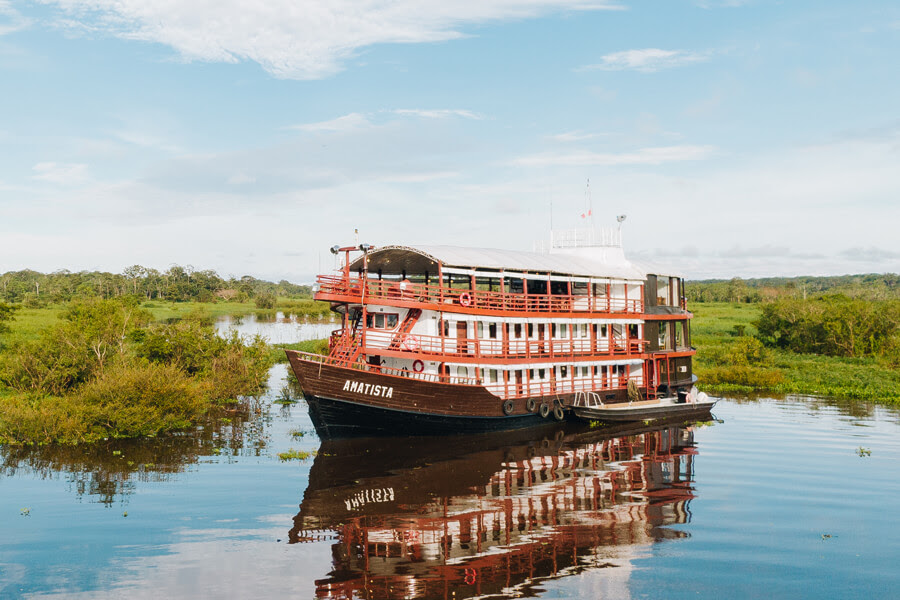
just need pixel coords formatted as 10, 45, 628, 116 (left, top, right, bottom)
0, 266, 312, 305
686, 273, 900, 303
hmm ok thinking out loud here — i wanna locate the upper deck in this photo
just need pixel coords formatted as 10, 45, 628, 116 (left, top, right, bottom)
316, 243, 686, 316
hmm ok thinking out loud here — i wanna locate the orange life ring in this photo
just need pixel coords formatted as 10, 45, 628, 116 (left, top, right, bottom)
412, 359, 424, 373
401, 334, 420, 351
459, 293, 472, 307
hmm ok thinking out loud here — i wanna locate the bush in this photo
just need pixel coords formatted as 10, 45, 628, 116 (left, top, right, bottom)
0, 298, 151, 394
75, 360, 207, 439
698, 365, 784, 388
756, 296, 900, 358
135, 320, 273, 401
254, 291, 277, 309
0, 393, 94, 445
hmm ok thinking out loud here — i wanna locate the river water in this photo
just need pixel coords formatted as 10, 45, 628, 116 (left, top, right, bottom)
1, 318, 899, 599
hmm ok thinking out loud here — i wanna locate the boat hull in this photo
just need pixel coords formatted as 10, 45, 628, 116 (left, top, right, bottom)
286, 351, 563, 438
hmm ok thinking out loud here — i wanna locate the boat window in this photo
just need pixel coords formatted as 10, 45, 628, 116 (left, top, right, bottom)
572, 281, 588, 296
504, 277, 524, 294
475, 276, 496, 291
489, 369, 498, 383
527, 323, 534, 337
658, 322, 671, 350
527, 279, 548, 295
457, 366, 468, 379
628, 324, 638, 338
560, 325, 569, 339
600, 324, 608, 337
580, 323, 588, 338
657, 276, 670, 306
675, 320, 684, 348
488, 323, 497, 339
593, 283, 608, 297
476, 321, 484, 338
538, 368, 546, 379
592, 365, 599, 376
581, 366, 589, 377
365, 313, 399, 329
550, 280, 568, 295
442, 320, 449, 336
560, 365, 568, 379
513, 323, 522, 339
528, 369, 534, 380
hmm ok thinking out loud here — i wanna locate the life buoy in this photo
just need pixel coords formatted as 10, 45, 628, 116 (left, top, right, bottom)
412, 359, 424, 373
552, 405, 565, 421
400, 334, 420, 351
459, 293, 472, 307
526, 398, 537, 412
502, 399, 515, 415
539, 403, 550, 418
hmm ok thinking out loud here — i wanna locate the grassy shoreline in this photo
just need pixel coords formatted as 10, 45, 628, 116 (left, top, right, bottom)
692, 303, 900, 404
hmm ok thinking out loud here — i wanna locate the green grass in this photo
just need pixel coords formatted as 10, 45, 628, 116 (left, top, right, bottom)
692, 302, 900, 403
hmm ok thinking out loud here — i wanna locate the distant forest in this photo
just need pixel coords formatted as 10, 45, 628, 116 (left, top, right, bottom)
685, 273, 900, 303
0, 266, 312, 306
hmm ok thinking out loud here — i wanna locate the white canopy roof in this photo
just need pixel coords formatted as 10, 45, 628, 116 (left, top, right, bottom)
348, 244, 681, 280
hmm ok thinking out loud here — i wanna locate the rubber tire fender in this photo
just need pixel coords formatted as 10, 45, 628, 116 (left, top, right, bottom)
526, 398, 537, 412
539, 403, 550, 418
503, 399, 515, 415
552, 405, 565, 421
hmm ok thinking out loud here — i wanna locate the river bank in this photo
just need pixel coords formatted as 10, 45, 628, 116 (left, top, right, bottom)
692, 302, 900, 404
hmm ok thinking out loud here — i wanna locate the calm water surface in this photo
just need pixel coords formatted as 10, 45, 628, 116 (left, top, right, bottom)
2, 322, 899, 599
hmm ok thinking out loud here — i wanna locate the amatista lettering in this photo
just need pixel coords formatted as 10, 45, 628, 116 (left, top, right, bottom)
344, 487, 395, 511
343, 380, 394, 398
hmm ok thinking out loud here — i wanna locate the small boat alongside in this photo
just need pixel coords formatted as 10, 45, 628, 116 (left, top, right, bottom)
570, 387, 716, 423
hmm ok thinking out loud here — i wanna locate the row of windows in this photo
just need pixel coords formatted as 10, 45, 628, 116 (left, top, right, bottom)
445, 321, 640, 340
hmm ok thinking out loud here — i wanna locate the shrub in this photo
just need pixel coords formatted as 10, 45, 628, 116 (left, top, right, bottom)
74, 360, 208, 439
0, 298, 152, 394
0, 393, 94, 445
698, 365, 784, 388
254, 291, 277, 309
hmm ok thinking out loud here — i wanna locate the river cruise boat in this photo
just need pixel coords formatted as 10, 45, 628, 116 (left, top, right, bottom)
286, 226, 698, 437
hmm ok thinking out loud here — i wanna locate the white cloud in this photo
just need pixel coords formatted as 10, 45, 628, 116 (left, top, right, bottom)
31, 161, 89, 184
511, 144, 717, 166
547, 130, 610, 142
0, 1, 31, 36
290, 108, 481, 133
289, 112, 371, 133
392, 109, 482, 120
580, 48, 710, 73
41, 0, 623, 79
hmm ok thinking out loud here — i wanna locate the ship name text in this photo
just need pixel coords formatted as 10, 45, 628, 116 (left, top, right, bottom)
343, 379, 394, 398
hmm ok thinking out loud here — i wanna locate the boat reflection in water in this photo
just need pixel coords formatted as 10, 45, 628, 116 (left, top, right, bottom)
290, 419, 705, 599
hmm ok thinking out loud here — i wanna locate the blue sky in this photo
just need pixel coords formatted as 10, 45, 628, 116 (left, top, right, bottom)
1, 0, 898, 282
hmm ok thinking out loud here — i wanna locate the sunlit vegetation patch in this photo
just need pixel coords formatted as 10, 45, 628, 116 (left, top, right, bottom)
692, 301, 900, 403
0, 298, 273, 445
277, 448, 315, 461
271, 339, 330, 364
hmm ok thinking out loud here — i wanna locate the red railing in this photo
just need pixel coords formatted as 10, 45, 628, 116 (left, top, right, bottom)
316, 275, 644, 314
356, 328, 647, 360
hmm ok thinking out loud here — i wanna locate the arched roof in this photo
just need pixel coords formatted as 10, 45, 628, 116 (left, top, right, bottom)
347, 245, 672, 280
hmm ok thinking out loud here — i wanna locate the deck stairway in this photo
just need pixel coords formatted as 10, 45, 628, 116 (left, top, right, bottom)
388, 308, 422, 350
329, 332, 360, 365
